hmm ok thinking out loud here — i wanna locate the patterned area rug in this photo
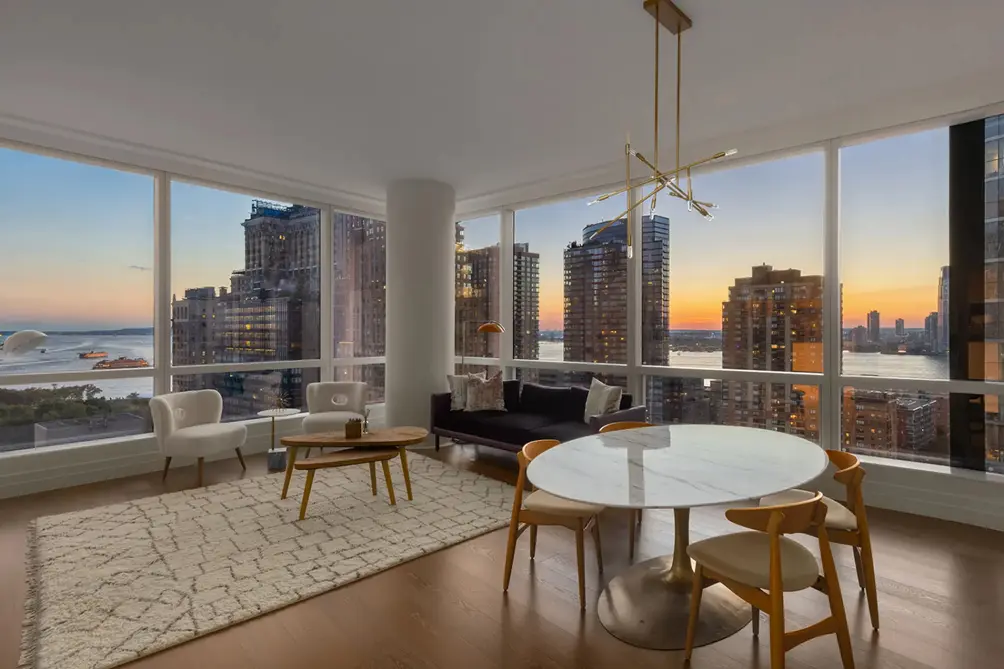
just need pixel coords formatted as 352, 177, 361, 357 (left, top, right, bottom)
19, 455, 512, 669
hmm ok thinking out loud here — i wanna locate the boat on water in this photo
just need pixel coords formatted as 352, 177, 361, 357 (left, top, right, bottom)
79, 351, 108, 359
92, 357, 150, 370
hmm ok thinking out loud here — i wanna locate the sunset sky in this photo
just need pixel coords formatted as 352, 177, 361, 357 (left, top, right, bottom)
1, 129, 948, 332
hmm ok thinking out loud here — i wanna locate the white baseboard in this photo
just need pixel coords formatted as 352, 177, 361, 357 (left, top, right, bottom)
808, 457, 1004, 532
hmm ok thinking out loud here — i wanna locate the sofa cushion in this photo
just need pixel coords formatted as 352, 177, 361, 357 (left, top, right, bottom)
529, 420, 592, 443
503, 380, 521, 412
471, 412, 557, 445
520, 383, 574, 419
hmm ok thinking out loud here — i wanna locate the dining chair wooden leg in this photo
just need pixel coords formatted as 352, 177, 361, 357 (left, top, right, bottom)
628, 510, 637, 561
381, 460, 397, 506
768, 588, 786, 669
752, 605, 760, 637
281, 446, 299, 499
529, 525, 538, 559
398, 447, 413, 501
820, 536, 855, 669
860, 532, 880, 630
684, 563, 704, 662
852, 546, 865, 590
502, 520, 520, 591
161, 457, 172, 481
574, 519, 586, 611
591, 517, 604, 574
196, 457, 204, 487
369, 461, 377, 495
235, 447, 247, 471
298, 470, 315, 520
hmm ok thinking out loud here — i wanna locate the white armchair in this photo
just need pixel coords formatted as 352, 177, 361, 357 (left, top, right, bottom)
150, 389, 248, 486
302, 382, 367, 435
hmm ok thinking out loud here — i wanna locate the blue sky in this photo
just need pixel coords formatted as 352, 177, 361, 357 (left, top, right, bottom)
1, 129, 949, 331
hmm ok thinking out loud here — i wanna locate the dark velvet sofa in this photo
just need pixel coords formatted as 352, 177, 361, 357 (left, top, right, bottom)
430, 381, 647, 452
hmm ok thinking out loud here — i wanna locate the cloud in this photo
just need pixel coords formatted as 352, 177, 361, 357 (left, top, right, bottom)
127, 265, 152, 272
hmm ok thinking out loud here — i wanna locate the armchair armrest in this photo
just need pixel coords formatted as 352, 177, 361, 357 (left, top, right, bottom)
431, 392, 453, 428
589, 405, 647, 432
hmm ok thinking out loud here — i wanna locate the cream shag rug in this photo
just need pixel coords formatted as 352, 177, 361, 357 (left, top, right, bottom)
19, 455, 512, 669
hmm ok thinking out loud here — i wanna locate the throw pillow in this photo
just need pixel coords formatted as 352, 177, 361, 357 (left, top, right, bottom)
447, 371, 485, 411
465, 372, 507, 412
583, 377, 623, 422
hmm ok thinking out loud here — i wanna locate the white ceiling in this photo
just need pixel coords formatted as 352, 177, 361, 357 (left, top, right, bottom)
1, 0, 1003, 215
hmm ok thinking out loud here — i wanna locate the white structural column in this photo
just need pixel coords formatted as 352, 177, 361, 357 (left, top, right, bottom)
385, 179, 457, 428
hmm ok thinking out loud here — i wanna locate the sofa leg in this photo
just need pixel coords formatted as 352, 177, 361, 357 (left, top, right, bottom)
235, 448, 247, 471
161, 457, 172, 481
197, 457, 204, 487
435, 435, 440, 451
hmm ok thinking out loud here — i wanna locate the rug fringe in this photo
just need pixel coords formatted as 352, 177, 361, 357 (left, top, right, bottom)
18, 519, 39, 669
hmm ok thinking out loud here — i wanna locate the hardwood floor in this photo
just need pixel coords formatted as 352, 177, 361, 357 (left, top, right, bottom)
3, 443, 1004, 669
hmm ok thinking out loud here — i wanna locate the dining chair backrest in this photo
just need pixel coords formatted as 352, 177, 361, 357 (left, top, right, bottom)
726, 491, 826, 536
511, 439, 560, 516
598, 421, 654, 433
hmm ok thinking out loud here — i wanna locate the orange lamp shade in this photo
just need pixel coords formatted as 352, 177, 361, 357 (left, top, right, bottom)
477, 321, 505, 334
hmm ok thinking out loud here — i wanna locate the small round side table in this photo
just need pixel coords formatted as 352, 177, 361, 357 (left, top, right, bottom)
258, 408, 301, 471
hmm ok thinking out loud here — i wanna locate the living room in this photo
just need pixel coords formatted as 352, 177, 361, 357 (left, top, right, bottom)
2, 1, 1004, 668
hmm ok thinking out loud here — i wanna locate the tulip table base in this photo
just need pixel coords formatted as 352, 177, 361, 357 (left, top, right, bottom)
596, 509, 752, 650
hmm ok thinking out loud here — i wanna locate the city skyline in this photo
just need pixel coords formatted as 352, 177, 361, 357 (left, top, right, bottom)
2, 129, 949, 332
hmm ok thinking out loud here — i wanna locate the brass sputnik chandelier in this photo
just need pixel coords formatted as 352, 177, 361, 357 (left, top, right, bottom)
588, 0, 736, 253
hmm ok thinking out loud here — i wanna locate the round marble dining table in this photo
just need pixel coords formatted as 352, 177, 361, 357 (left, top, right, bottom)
526, 423, 828, 651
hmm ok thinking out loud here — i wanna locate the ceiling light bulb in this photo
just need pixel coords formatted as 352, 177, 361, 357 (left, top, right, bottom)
725, 148, 738, 157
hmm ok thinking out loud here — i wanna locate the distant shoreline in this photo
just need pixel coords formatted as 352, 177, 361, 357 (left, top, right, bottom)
0, 328, 154, 337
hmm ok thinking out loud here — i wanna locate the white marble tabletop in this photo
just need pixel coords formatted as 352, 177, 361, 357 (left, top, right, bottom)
526, 424, 828, 509
257, 408, 302, 418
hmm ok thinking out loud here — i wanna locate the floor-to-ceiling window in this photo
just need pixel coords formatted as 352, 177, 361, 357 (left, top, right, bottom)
455, 215, 501, 376
0, 148, 155, 451
170, 182, 321, 420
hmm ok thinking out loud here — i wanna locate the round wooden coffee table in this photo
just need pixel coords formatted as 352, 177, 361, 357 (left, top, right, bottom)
280, 426, 428, 502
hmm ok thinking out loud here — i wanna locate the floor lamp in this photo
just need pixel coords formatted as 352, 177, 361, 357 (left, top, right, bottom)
460, 320, 505, 372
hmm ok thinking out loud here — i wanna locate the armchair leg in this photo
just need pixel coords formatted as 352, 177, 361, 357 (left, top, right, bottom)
161, 457, 172, 481
435, 435, 440, 451
235, 448, 247, 471
197, 457, 204, 487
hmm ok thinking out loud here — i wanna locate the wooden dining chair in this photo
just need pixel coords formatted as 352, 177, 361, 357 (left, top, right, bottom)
598, 421, 654, 560
760, 450, 878, 629
502, 439, 604, 610
684, 492, 854, 669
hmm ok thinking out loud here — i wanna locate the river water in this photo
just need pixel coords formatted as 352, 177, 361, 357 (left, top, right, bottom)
536, 341, 949, 379
0, 334, 950, 400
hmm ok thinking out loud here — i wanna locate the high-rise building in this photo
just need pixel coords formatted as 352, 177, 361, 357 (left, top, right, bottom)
454, 225, 540, 364
925, 311, 940, 352
867, 310, 881, 343
938, 265, 949, 351
851, 325, 868, 348
895, 318, 905, 336
563, 215, 675, 417
332, 213, 387, 360
455, 224, 499, 360
843, 389, 937, 458
172, 201, 331, 412
513, 242, 540, 361
720, 265, 823, 440
564, 216, 668, 364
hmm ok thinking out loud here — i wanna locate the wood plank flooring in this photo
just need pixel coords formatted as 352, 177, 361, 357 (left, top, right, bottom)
2, 443, 1004, 669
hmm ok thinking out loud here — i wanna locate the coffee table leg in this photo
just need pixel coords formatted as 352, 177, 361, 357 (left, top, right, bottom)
369, 461, 377, 495
381, 460, 397, 505
298, 470, 315, 520
281, 446, 299, 499
398, 447, 413, 501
